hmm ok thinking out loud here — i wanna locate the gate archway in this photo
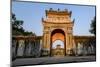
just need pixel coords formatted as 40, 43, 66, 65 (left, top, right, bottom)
42, 8, 74, 56
50, 29, 66, 56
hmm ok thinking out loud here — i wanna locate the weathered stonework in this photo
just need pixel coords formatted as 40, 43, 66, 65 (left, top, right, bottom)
42, 9, 74, 56
12, 9, 96, 58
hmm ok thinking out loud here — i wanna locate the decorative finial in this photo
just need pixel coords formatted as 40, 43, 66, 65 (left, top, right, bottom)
42, 17, 44, 21
69, 11, 72, 17
50, 8, 53, 11
58, 8, 60, 11
73, 19, 75, 23
70, 11, 72, 14
65, 9, 68, 11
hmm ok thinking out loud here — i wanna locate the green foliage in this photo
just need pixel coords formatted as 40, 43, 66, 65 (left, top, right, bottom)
12, 13, 36, 36
90, 16, 96, 36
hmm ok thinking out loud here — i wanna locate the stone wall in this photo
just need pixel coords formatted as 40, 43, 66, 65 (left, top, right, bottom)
12, 36, 42, 59
12, 35, 96, 59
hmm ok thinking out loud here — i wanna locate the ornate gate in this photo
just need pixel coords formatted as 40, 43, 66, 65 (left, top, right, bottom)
42, 8, 74, 56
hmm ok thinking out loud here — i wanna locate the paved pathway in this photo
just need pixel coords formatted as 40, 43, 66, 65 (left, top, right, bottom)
12, 56, 96, 66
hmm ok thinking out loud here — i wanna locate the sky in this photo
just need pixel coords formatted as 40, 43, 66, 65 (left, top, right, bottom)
52, 40, 64, 49
12, 1, 96, 36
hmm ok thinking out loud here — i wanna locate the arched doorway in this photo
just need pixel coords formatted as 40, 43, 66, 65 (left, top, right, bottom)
52, 40, 64, 56
50, 29, 66, 56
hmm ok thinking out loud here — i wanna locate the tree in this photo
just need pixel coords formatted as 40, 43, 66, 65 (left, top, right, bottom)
23, 31, 36, 36
12, 13, 36, 36
12, 13, 24, 35
90, 16, 96, 36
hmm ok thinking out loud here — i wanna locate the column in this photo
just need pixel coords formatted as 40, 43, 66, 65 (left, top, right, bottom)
28, 41, 32, 56
72, 40, 77, 55
42, 31, 50, 56
31, 41, 35, 56
12, 40, 17, 58
66, 33, 73, 55
66, 33, 69, 55
77, 42, 83, 55
17, 40, 25, 56
83, 42, 87, 55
